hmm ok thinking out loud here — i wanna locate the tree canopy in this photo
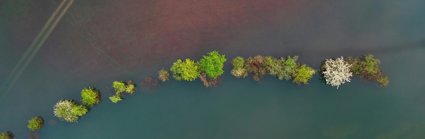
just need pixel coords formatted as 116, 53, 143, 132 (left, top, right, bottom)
27, 116, 44, 131
199, 51, 227, 79
170, 58, 200, 81
53, 100, 88, 123
293, 64, 316, 84
81, 87, 101, 107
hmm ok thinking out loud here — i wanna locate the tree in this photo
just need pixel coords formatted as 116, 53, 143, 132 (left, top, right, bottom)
109, 95, 122, 103
264, 56, 288, 80
361, 54, 380, 75
81, 87, 101, 107
199, 51, 227, 79
347, 54, 390, 87
125, 82, 136, 94
245, 55, 267, 81
231, 57, 248, 78
322, 57, 353, 89
281, 56, 298, 80
112, 81, 126, 95
293, 64, 316, 84
53, 100, 88, 123
158, 69, 170, 82
170, 58, 200, 81
0, 132, 13, 139
27, 116, 44, 131
109, 81, 136, 103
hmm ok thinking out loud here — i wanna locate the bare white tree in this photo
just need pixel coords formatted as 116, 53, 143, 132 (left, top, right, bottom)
322, 57, 353, 89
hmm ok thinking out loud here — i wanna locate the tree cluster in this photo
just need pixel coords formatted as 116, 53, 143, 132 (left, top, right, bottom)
109, 81, 136, 103
346, 54, 389, 86
168, 51, 227, 87
231, 55, 316, 84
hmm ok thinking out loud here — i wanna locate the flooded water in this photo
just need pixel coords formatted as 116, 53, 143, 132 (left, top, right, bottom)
1, 0, 425, 138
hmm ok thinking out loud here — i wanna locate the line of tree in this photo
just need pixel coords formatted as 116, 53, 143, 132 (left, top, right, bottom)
2, 51, 389, 138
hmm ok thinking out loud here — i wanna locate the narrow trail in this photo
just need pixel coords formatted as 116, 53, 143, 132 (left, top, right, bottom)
0, 0, 75, 98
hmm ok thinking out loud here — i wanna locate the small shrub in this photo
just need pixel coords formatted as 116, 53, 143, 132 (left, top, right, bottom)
125, 82, 136, 94
112, 81, 126, 94
158, 69, 170, 82
53, 100, 88, 123
27, 116, 44, 131
231, 57, 248, 78
109, 95, 122, 103
293, 64, 316, 84
81, 87, 101, 107
0, 131, 13, 139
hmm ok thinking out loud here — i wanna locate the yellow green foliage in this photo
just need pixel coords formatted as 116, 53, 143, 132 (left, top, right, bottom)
293, 64, 316, 84
27, 116, 44, 131
170, 59, 200, 81
81, 87, 101, 107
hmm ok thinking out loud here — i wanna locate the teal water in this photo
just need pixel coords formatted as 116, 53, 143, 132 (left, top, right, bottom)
1, 0, 425, 139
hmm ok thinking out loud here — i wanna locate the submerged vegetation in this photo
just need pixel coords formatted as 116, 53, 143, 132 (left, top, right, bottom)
27, 116, 44, 131
53, 100, 88, 123
158, 69, 170, 82
81, 87, 101, 107
347, 54, 389, 87
0, 132, 13, 139
109, 81, 136, 103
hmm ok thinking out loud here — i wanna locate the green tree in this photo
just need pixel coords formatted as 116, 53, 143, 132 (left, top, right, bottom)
112, 81, 126, 94
158, 69, 170, 82
293, 64, 316, 84
170, 58, 200, 81
264, 56, 287, 80
109, 95, 122, 103
361, 54, 380, 75
81, 87, 101, 107
281, 56, 298, 80
231, 57, 248, 78
0, 132, 13, 139
199, 51, 227, 79
125, 82, 136, 94
53, 100, 88, 123
27, 116, 44, 131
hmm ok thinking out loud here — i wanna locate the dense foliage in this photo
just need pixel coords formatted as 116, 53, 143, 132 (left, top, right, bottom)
0, 132, 13, 139
230, 57, 248, 78
158, 69, 170, 82
109, 81, 136, 103
27, 116, 44, 131
170, 59, 200, 81
199, 51, 227, 79
81, 87, 101, 107
53, 100, 88, 123
347, 54, 389, 87
281, 56, 298, 80
322, 57, 353, 89
112, 81, 126, 94
245, 55, 267, 81
293, 64, 316, 84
